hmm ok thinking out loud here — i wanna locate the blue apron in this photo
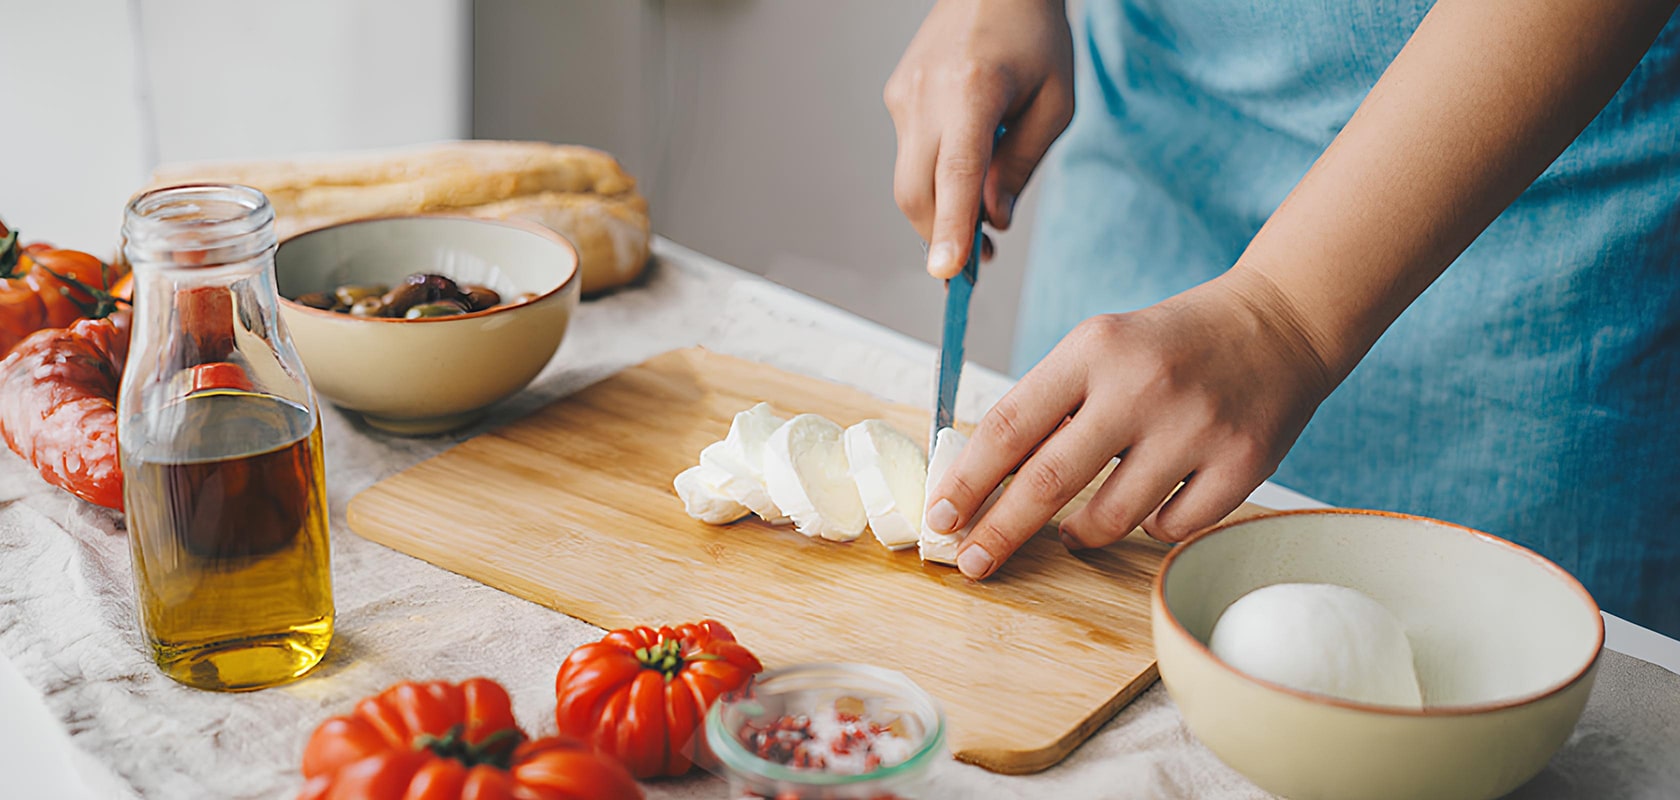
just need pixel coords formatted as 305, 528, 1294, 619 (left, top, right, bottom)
1018, 0, 1680, 636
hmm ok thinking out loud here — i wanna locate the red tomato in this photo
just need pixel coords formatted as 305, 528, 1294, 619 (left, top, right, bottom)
110, 271, 134, 303
0, 276, 46, 357
0, 228, 46, 356
0, 310, 130, 509
300, 678, 643, 800
25, 247, 112, 328
190, 362, 255, 394
555, 620, 763, 778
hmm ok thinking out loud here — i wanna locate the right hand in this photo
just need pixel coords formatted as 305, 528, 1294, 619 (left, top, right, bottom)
885, 0, 1074, 278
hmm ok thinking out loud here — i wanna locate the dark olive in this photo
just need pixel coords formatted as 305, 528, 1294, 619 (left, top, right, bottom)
349, 296, 386, 317
403, 272, 460, 300
294, 291, 337, 310
460, 285, 502, 311
335, 284, 387, 306
403, 300, 469, 319
381, 283, 431, 317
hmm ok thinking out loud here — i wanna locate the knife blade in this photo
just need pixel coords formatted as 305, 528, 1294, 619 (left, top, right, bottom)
929, 216, 984, 456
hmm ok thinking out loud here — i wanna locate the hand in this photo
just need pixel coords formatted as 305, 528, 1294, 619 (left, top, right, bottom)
924, 272, 1339, 579
884, 0, 1074, 278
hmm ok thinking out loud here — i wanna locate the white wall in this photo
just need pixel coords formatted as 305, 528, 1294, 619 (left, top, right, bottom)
475, 1, 1041, 372
2, 0, 471, 256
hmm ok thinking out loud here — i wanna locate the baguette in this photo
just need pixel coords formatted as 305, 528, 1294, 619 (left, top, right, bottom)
147, 140, 651, 295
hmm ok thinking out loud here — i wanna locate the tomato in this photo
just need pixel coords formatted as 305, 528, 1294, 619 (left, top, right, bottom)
179, 286, 236, 362
0, 310, 130, 509
111, 271, 134, 303
300, 677, 642, 800
0, 228, 46, 356
555, 619, 763, 778
190, 362, 255, 393
0, 231, 126, 356
26, 247, 112, 328
0, 277, 46, 357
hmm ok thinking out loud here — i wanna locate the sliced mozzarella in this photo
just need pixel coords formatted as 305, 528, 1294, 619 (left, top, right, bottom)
918, 427, 1001, 565
842, 420, 926, 550
673, 464, 751, 524
699, 402, 789, 524
763, 414, 868, 541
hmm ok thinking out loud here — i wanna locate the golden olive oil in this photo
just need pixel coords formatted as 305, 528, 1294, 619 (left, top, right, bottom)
122, 390, 333, 691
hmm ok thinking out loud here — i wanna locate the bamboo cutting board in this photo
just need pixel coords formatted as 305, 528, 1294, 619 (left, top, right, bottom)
347, 347, 1266, 774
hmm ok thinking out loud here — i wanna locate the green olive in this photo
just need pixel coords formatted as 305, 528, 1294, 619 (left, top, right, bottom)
294, 291, 337, 310
349, 296, 386, 317
404, 300, 469, 319
335, 284, 388, 306
381, 283, 431, 317
460, 285, 502, 311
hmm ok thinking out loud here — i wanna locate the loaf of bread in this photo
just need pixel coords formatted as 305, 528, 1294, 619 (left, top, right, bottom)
147, 140, 651, 295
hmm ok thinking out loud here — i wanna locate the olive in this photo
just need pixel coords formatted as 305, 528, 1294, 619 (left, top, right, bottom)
404, 300, 469, 319
294, 291, 337, 310
381, 283, 431, 317
335, 284, 387, 306
349, 296, 386, 317
404, 272, 460, 300
460, 285, 501, 311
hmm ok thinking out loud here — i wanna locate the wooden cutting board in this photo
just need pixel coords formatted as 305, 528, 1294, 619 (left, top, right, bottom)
347, 347, 1267, 774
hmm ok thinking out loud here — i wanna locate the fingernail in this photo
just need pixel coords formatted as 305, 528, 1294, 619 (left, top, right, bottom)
1060, 530, 1083, 550
926, 498, 959, 533
957, 544, 995, 579
926, 242, 957, 277
1000, 193, 1017, 227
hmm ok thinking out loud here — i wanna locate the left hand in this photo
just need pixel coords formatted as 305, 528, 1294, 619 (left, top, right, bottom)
925, 270, 1339, 579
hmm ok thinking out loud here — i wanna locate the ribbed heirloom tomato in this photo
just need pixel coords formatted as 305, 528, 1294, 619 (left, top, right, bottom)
555, 619, 764, 778
300, 678, 643, 800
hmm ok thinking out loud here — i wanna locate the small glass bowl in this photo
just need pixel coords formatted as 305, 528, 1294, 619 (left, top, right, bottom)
705, 663, 947, 800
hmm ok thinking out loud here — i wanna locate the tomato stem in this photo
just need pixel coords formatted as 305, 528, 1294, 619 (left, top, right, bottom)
0, 230, 19, 279
413, 724, 524, 770
33, 262, 128, 320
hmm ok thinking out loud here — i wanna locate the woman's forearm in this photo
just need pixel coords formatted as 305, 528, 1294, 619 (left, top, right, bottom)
1229, 0, 1677, 378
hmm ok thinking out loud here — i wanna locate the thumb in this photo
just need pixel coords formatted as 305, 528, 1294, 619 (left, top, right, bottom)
985, 93, 1074, 230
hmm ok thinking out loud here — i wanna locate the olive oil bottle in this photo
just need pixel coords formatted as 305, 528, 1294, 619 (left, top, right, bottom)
119, 185, 334, 691
123, 391, 331, 690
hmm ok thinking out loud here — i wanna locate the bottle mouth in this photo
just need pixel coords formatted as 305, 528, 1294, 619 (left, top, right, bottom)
124, 184, 277, 268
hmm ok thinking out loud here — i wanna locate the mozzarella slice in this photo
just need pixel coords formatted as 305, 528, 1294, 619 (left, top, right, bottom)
763, 414, 868, 541
918, 427, 1001, 565
842, 420, 927, 550
699, 402, 790, 525
673, 464, 751, 525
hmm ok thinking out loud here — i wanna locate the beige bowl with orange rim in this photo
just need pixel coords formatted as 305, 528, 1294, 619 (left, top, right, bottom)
275, 215, 580, 434
1152, 509, 1602, 800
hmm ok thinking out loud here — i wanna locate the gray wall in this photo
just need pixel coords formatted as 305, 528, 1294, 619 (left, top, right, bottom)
474, 0, 1042, 373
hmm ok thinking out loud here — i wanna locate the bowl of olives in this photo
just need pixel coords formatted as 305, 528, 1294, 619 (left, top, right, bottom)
275, 215, 580, 434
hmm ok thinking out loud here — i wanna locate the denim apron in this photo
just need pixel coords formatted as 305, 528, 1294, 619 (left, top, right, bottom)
1017, 0, 1680, 636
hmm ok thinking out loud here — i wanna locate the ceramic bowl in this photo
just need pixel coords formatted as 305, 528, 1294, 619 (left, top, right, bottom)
1152, 509, 1602, 800
275, 216, 579, 434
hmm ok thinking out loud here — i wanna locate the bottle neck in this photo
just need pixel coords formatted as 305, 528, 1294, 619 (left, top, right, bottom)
123, 184, 277, 274
117, 184, 314, 417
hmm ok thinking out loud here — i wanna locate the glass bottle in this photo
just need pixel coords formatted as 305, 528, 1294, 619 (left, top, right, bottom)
118, 184, 333, 691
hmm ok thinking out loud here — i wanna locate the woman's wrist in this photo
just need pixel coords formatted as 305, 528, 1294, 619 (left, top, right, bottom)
1210, 261, 1354, 398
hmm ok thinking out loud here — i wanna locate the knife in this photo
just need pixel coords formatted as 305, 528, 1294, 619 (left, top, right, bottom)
929, 128, 1004, 457
929, 206, 985, 456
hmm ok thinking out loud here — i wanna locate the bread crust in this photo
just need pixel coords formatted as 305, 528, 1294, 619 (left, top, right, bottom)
147, 141, 651, 294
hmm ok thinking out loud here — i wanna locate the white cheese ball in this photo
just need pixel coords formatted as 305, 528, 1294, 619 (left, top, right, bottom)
1209, 583, 1424, 708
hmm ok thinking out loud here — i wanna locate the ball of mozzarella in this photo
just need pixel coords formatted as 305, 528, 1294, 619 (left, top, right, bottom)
1209, 583, 1424, 708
